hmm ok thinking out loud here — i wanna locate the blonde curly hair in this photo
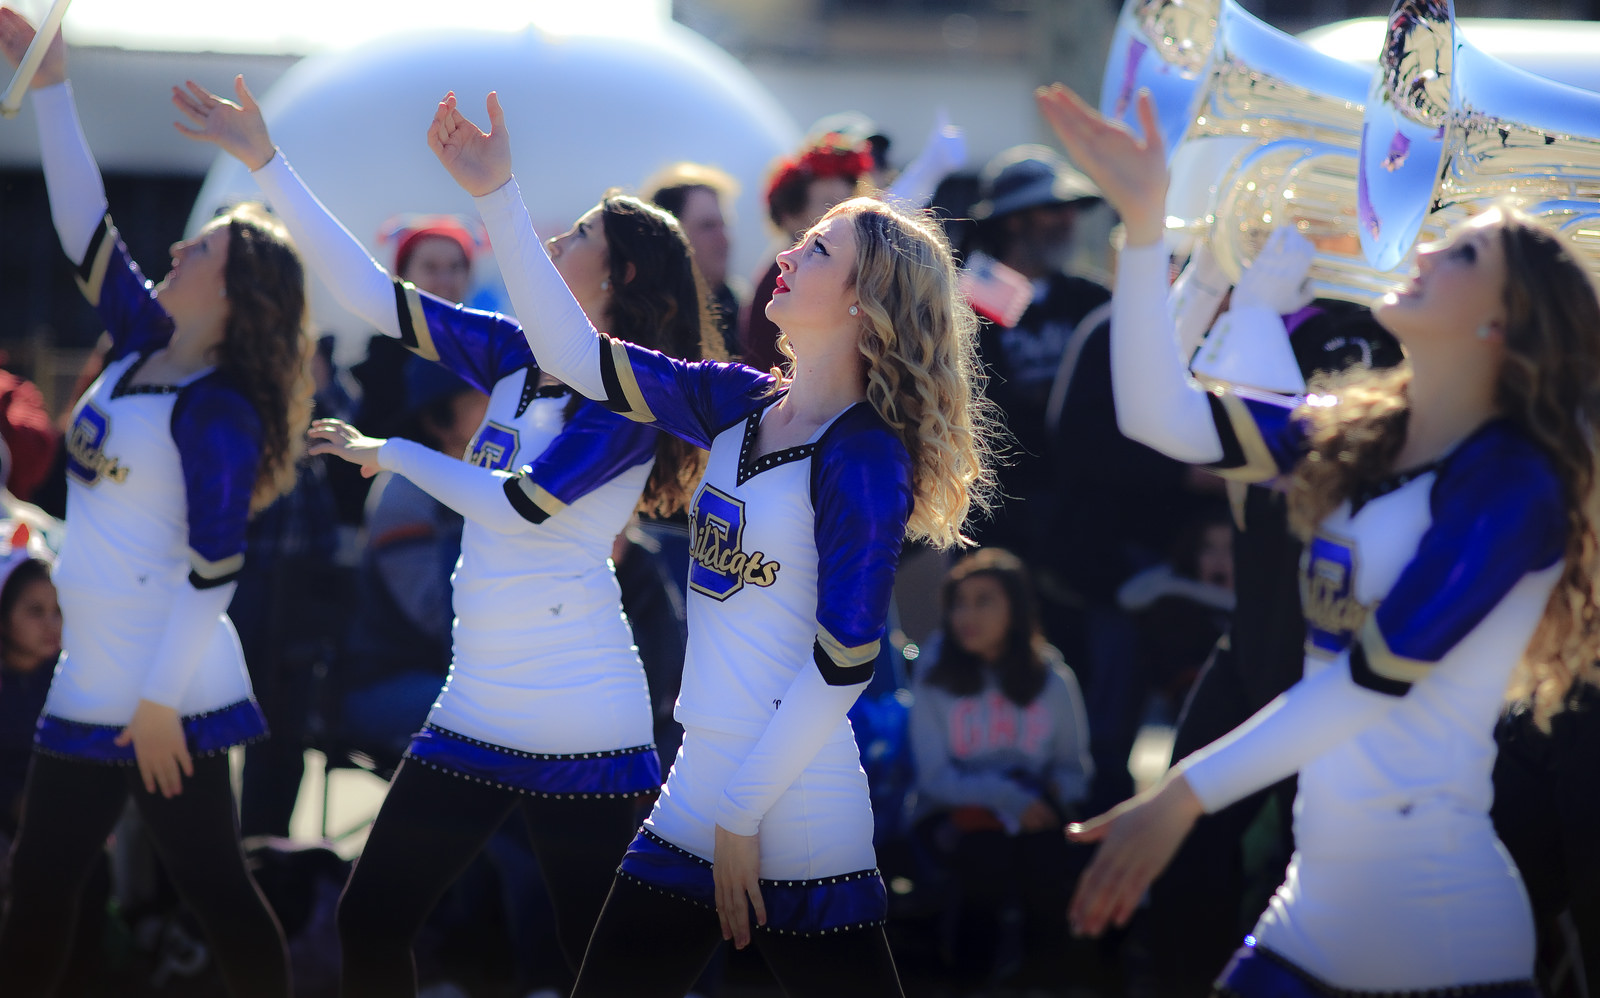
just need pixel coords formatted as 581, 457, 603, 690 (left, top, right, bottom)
772, 196, 998, 550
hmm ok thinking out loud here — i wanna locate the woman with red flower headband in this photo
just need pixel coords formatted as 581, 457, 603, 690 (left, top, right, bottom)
739, 134, 874, 373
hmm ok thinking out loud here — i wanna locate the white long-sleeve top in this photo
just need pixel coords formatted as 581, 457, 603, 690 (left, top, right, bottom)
251, 152, 656, 756
32, 83, 251, 733
474, 178, 910, 864
1111, 236, 1563, 989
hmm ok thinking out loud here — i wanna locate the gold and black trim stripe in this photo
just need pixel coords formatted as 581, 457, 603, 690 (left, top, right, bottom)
502, 475, 567, 525
813, 627, 879, 687
391, 277, 439, 362
1350, 615, 1428, 696
1198, 379, 1281, 484
596, 336, 656, 423
188, 549, 245, 590
75, 215, 116, 307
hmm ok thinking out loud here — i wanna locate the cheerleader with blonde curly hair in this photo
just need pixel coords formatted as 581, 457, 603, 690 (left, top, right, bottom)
429, 90, 994, 997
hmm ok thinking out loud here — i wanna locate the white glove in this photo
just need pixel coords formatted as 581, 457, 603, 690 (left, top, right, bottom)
1170, 243, 1230, 358
1233, 227, 1315, 315
886, 110, 966, 207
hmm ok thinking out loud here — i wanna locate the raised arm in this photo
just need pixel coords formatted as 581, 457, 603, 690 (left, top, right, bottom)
0, 9, 92, 258
172, 78, 531, 393
884, 111, 966, 208
434, 92, 772, 444
0, 11, 171, 356
1037, 84, 1308, 479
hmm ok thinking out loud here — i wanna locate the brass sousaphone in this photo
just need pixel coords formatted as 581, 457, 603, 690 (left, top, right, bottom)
1103, 0, 1406, 302
1359, 0, 1600, 278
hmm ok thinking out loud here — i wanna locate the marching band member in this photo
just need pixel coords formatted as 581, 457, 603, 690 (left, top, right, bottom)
1040, 85, 1600, 995
172, 77, 717, 993
429, 90, 995, 998
1137, 233, 1404, 994
0, 13, 305, 996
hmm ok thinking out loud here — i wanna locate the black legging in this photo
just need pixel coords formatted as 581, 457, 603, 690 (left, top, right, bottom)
0, 751, 290, 997
337, 758, 640, 996
1134, 641, 1297, 997
1492, 686, 1600, 992
571, 871, 904, 998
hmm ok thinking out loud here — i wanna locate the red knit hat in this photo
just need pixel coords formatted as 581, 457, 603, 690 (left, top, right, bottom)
378, 214, 484, 277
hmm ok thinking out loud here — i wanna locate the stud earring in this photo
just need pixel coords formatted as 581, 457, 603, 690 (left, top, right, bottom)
848, 305, 859, 316
600, 279, 611, 291
1475, 323, 1492, 340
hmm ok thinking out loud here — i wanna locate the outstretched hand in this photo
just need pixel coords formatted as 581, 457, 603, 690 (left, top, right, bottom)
307, 418, 385, 478
427, 91, 512, 198
1035, 83, 1168, 247
171, 76, 275, 171
0, 6, 66, 89
1065, 771, 1204, 936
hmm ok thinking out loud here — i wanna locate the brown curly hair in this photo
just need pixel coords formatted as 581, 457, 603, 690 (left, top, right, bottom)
219, 203, 313, 513
582, 192, 722, 518
1286, 207, 1600, 718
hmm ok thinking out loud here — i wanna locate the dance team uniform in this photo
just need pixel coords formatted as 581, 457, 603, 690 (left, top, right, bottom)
0, 81, 288, 997
476, 176, 909, 996
249, 152, 660, 976
1115, 240, 1552, 996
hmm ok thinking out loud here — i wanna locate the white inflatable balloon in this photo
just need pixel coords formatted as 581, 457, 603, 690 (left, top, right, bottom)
189, 22, 799, 362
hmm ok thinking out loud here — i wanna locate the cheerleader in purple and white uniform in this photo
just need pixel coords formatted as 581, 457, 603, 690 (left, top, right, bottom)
173, 76, 718, 993
0, 14, 310, 997
429, 91, 996, 997
1038, 86, 1600, 995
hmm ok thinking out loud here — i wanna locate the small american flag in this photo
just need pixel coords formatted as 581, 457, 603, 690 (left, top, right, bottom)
959, 256, 1033, 327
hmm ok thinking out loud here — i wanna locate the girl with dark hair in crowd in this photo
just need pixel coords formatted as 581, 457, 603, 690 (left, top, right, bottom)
0, 540, 62, 836
0, 525, 111, 995
430, 88, 995, 998
740, 134, 873, 372
909, 547, 1091, 990
1042, 85, 1600, 995
0, 14, 309, 997
174, 76, 718, 993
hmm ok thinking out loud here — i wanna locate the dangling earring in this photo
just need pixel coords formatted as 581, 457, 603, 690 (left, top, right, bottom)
600, 279, 611, 292
848, 305, 859, 316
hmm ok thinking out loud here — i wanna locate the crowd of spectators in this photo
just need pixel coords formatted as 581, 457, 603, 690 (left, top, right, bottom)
0, 115, 1275, 998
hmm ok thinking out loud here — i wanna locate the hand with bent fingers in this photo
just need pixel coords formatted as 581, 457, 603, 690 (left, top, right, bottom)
0, 6, 65, 89
713, 823, 767, 949
1034, 83, 1168, 248
427, 91, 513, 198
307, 418, 385, 478
1065, 771, 1205, 936
170, 75, 276, 171
115, 699, 193, 798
